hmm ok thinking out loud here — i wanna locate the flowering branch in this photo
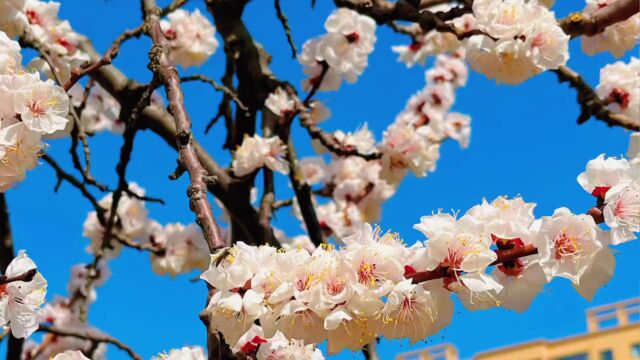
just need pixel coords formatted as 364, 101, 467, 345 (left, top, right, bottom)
299, 109, 383, 160
38, 325, 142, 360
560, 0, 640, 37
407, 204, 605, 284
554, 65, 640, 131
406, 244, 539, 283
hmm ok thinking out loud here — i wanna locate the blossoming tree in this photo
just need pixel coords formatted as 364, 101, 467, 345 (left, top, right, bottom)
0, 0, 638, 359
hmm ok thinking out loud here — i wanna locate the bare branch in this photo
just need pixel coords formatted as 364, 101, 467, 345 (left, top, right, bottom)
143, 0, 226, 252
180, 74, 247, 111
41, 154, 106, 220
274, 0, 298, 58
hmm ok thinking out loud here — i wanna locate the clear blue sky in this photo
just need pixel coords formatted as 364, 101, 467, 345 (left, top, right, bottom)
4, 0, 639, 359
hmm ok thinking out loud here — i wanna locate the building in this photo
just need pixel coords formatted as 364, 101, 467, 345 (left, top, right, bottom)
396, 298, 640, 360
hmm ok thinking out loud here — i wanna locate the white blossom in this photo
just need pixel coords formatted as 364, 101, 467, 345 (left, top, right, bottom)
265, 87, 295, 117
0, 120, 42, 192
299, 9, 376, 89
596, 57, 640, 120
0, 0, 27, 38
160, 9, 219, 68
603, 180, 640, 245
147, 222, 210, 277
535, 207, 603, 284
467, 0, 569, 84
233, 135, 289, 177
577, 154, 637, 198
0, 251, 47, 338
0, 31, 21, 75
13, 78, 69, 134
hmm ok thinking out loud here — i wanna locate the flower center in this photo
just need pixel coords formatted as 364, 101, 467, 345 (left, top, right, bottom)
357, 261, 377, 286
608, 88, 630, 109
409, 41, 423, 52
345, 32, 360, 43
28, 100, 48, 117
26, 9, 42, 25
554, 232, 582, 260
326, 277, 346, 296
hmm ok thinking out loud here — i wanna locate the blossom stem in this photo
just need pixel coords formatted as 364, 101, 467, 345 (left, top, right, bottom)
0, 269, 37, 285
407, 245, 539, 284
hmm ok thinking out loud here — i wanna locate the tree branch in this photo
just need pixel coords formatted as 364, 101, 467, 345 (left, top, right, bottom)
560, 0, 640, 38
274, 0, 298, 58
180, 74, 247, 111
38, 325, 142, 360
143, 0, 225, 252
554, 65, 640, 131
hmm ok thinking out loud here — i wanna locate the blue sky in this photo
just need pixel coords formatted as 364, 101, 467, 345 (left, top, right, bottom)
4, 0, 639, 359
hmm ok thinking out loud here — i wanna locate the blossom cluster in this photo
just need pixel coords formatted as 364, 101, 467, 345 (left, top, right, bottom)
82, 183, 210, 277
466, 0, 570, 84
0, 30, 69, 192
202, 133, 639, 354
293, 51, 468, 240
299, 8, 377, 91
596, 57, 639, 120
242, 45, 470, 241
379, 50, 470, 184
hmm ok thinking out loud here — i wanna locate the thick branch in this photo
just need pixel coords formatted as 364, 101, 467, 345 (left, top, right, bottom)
143, 0, 225, 252
560, 0, 640, 37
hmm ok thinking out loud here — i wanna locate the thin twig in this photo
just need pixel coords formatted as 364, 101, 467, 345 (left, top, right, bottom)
161, 0, 190, 16
41, 154, 106, 221
274, 0, 297, 58
180, 74, 247, 111
273, 198, 293, 209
